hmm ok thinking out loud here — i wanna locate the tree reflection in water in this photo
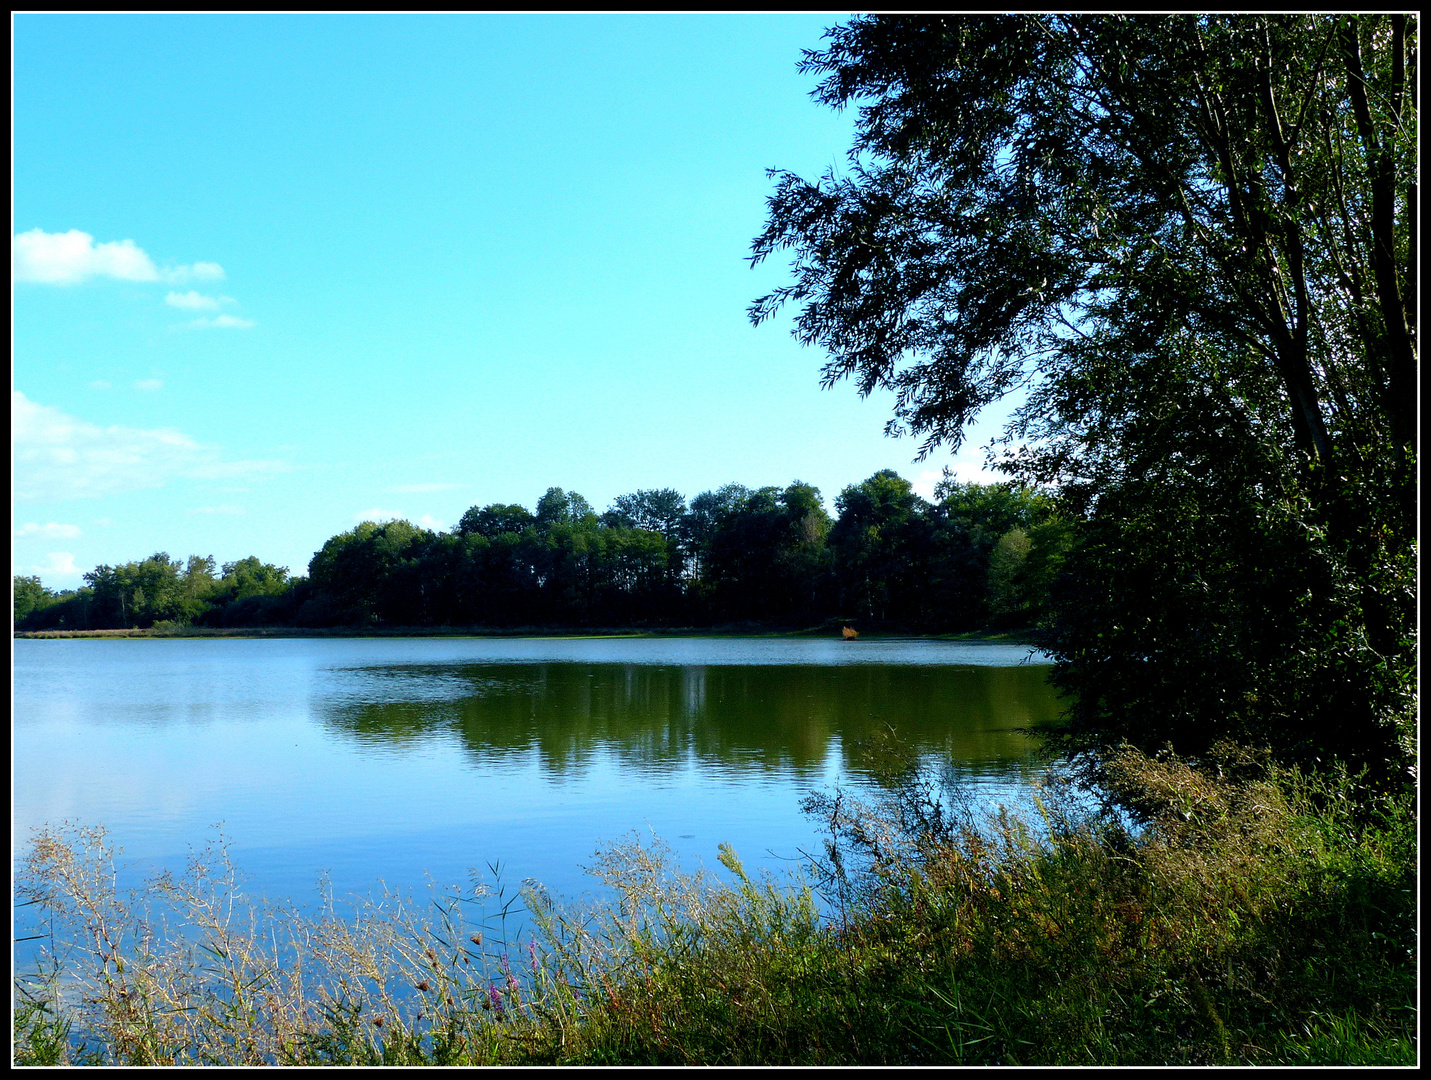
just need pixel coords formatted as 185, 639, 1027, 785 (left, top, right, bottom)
319, 661, 1061, 781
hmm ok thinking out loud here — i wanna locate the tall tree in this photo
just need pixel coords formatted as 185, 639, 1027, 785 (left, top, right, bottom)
753, 14, 1416, 778
81, 553, 187, 628
13, 575, 54, 626
752, 15, 1415, 515
306, 521, 433, 625
704, 482, 834, 624
682, 484, 752, 585
604, 489, 688, 538
829, 469, 931, 623
535, 488, 596, 530
604, 488, 689, 583
457, 503, 535, 539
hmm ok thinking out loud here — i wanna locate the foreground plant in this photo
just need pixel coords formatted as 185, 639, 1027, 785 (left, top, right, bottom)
12, 826, 562, 1065
14, 743, 1416, 1065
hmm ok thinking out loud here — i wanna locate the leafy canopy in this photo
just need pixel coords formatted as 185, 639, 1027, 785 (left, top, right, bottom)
752, 15, 1417, 780
751, 14, 1416, 504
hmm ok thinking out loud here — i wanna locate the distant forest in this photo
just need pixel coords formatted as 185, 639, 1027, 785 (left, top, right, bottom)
13, 471, 1071, 634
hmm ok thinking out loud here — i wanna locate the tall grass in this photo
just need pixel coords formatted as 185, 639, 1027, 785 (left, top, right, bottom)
14, 743, 1416, 1065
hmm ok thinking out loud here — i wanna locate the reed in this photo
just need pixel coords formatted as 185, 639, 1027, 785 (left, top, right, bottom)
14, 743, 1415, 1065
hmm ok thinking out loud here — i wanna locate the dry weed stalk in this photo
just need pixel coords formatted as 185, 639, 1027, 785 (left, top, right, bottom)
13, 824, 566, 1064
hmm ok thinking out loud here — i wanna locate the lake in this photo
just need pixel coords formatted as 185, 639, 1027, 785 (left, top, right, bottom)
13, 635, 1058, 922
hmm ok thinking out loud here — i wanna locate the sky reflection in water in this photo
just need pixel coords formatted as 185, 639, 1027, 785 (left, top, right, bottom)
15, 637, 1059, 918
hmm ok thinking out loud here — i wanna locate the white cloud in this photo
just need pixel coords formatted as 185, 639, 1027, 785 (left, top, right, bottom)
12, 228, 226, 287
390, 482, 459, 493
415, 515, 445, 531
135, 378, 164, 392
12, 391, 287, 501
13, 228, 159, 284
911, 453, 1006, 502
182, 314, 255, 330
189, 505, 245, 516
165, 290, 226, 310
909, 469, 944, 502
173, 261, 225, 282
20, 552, 83, 585
14, 521, 82, 539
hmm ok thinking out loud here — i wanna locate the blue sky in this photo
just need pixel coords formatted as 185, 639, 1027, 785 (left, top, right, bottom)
14, 13, 1005, 588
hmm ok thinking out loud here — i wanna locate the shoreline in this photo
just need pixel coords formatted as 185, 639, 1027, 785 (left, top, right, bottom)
13, 624, 1040, 644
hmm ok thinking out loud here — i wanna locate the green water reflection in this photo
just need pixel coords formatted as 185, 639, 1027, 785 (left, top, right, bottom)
320, 662, 1062, 778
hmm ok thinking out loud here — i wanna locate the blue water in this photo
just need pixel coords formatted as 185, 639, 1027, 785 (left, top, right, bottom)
14, 636, 1056, 922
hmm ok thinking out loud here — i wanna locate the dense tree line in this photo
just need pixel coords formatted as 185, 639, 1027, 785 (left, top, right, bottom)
14, 554, 299, 632
13, 473, 1070, 635
752, 14, 1415, 783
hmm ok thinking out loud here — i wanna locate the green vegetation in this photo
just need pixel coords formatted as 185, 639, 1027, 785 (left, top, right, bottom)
14, 743, 1415, 1065
15, 555, 298, 634
752, 13, 1416, 784
13, 474, 1066, 636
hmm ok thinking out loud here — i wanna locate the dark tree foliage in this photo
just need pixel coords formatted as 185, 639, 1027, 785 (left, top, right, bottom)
603, 488, 688, 540
456, 503, 535, 539
15, 475, 1064, 636
752, 15, 1415, 481
829, 470, 933, 624
602, 489, 689, 583
304, 521, 435, 625
534, 487, 596, 530
14, 586, 92, 631
15, 551, 297, 630
196, 557, 299, 627
752, 14, 1416, 781
82, 554, 196, 628
927, 479, 1062, 630
702, 483, 835, 624
681, 484, 752, 585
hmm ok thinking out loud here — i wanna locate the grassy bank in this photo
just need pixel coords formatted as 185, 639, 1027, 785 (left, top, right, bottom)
14, 745, 1415, 1065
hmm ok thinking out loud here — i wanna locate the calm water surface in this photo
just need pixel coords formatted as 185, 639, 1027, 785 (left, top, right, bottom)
14, 636, 1058, 913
